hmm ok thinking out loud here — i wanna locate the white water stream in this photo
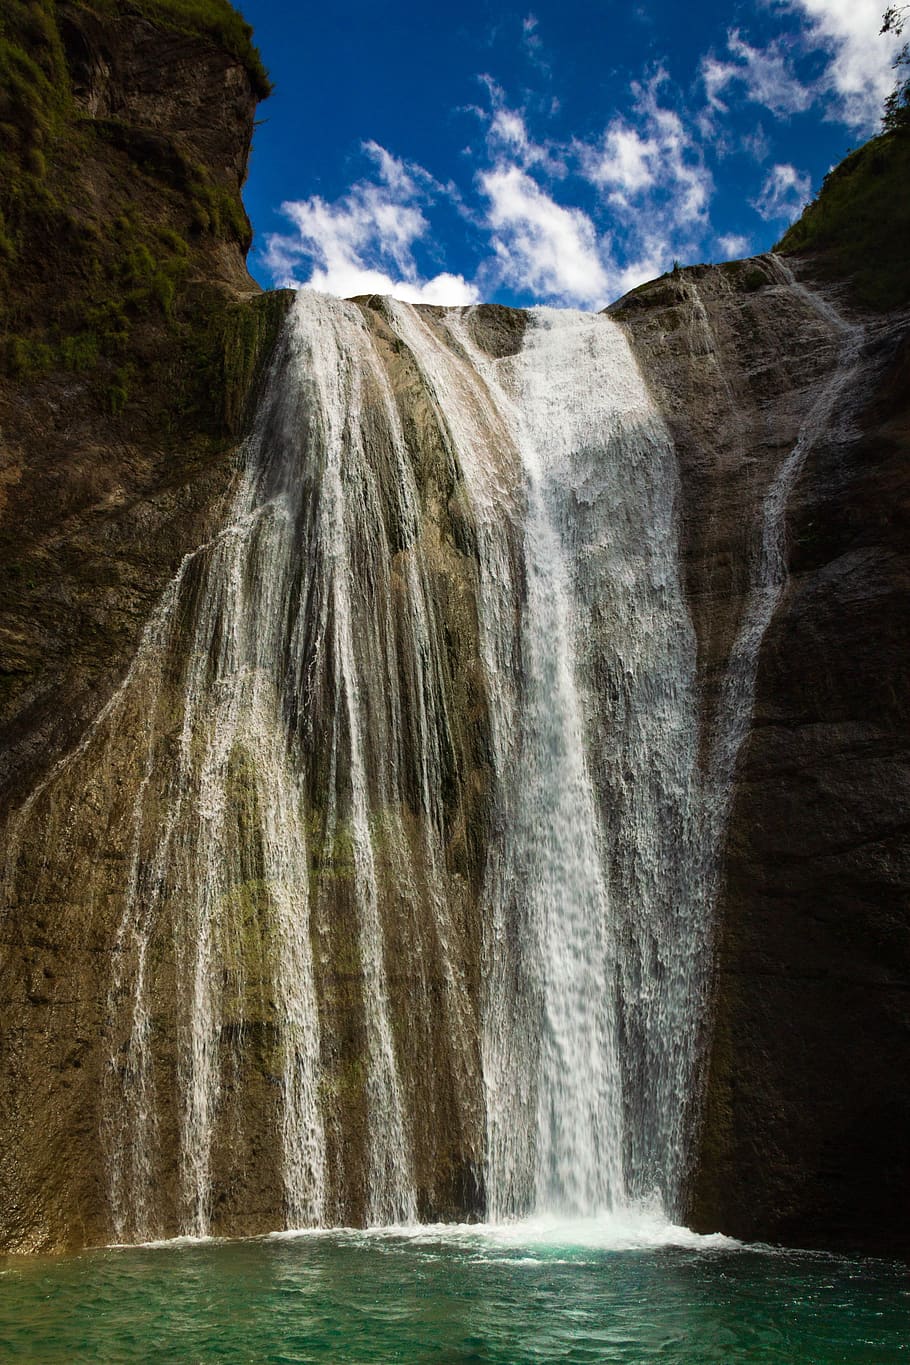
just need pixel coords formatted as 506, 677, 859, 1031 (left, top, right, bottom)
390, 305, 705, 1218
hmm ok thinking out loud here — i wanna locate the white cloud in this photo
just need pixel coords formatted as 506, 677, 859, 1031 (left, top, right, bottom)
580, 74, 713, 228
523, 13, 542, 56
258, 0, 891, 311
701, 55, 734, 113
742, 123, 771, 161
521, 12, 551, 74
751, 162, 812, 220
480, 165, 609, 306
581, 124, 658, 196
717, 232, 753, 258
263, 142, 479, 305
299, 263, 478, 305
481, 78, 565, 173
612, 250, 672, 297
700, 4, 900, 131
701, 30, 814, 117
779, 0, 903, 127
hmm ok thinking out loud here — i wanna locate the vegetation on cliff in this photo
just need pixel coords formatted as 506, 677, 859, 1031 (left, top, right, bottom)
0, 0, 281, 435
0, 0, 289, 790
92, 0, 271, 96
775, 127, 910, 310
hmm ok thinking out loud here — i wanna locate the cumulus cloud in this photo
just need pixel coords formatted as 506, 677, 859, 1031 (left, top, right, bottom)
481, 78, 565, 173
703, 3, 902, 132
612, 249, 673, 298
580, 74, 713, 227
258, 0, 892, 310
264, 142, 479, 305
582, 124, 658, 196
480, 165, 609, 306
751, 162, 812, 220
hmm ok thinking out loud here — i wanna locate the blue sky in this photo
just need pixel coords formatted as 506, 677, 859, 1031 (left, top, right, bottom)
239, 0, 901, 308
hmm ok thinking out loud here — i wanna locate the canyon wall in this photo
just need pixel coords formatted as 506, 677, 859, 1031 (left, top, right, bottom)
0, 0, 286, 1250
1, 4, 908, 1257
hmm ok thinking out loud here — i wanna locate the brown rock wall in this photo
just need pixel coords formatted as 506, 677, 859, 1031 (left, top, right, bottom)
0, 2, 284, 1251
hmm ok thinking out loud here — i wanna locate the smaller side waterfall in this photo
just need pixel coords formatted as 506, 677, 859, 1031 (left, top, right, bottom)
102, 410, 332, 1238
703, 269, 866, 825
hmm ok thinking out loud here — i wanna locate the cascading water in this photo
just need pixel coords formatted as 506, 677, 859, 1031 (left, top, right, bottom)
390, 305, 705, 1219
3, 291, 491, 1240
701, 264, 866, 822
0, 280, 860, 1244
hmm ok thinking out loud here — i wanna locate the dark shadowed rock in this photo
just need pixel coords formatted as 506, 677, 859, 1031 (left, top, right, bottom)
612, 253, 910, 1256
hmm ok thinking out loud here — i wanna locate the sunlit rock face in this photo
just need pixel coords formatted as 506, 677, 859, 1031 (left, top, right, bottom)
1, 230, 908, 1252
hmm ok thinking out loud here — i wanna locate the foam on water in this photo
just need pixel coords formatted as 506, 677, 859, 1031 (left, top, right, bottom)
269, 1205, 740, 1254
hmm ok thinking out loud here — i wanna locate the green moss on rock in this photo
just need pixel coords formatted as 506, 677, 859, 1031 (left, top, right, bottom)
775, 130, 910, 311
0, 0, 288, 440
90, 0, 271, 97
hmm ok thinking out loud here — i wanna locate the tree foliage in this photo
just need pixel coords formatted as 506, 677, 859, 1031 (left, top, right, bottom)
882, 5, 910, 131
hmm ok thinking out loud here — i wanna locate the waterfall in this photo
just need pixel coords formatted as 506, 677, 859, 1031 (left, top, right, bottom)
702, 267, 865, 823
388, 304, 704, 1219
0, 280, 859, 1243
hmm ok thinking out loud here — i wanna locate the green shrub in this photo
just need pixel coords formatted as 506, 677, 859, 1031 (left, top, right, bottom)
122, 244, 157, 285
2, 334, 53, 376
60, 332, 100, 371
0, 0, 279, 438
155, 225, 189, 256
151, 270, 176, 316
0, 207, 13, 259
108, 367, 131, 414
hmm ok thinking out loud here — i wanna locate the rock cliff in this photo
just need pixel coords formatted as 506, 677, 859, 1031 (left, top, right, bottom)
1, 4, 908, 1257
0, 0, 285, 1250
609, 240, 910, 1255
0, 0, 286, 817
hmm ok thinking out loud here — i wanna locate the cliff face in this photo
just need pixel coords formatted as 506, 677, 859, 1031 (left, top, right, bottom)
1, 7, 908, 1255
0, 0, 285, 812
0, 1, 285, 1250
611, 251, 910, 1255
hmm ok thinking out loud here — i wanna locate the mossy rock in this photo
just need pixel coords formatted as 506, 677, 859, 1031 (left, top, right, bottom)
775, 129, 910, 311
88, 0, 271, 98
0, 0, 285, 440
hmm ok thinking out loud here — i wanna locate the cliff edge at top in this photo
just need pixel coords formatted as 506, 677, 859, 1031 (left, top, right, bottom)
775, 127, 910, 311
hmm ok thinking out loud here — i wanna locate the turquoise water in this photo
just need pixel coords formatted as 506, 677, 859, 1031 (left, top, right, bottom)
1, 1216, 907, 1363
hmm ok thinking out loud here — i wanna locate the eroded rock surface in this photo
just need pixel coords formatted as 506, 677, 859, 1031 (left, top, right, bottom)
613, 256, 910, 1254
0, 0, 284, 1251
1, 6, 908, 1253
